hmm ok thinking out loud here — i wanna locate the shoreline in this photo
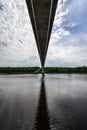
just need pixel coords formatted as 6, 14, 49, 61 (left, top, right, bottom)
0, 66, 87, 74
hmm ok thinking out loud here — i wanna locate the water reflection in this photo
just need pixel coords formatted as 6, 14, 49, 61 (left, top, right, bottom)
0, 74, 40, 130
45, 74, 87, 130
0, 74, 87, 130
33, 75, 50, 130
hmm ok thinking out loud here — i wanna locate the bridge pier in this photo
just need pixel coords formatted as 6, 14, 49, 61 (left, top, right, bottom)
42, 67, 45, 74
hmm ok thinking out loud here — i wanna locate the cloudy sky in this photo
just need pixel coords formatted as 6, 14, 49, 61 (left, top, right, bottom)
0, 0, 87, 67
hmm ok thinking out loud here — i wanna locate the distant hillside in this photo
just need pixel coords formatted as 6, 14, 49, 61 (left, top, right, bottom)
0, 66, 87, 74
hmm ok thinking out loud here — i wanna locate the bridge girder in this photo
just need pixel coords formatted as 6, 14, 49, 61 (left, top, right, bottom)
26, 0, 58, 68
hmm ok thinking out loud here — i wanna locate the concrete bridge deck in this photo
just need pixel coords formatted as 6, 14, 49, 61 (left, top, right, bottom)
26, 0, 58, 71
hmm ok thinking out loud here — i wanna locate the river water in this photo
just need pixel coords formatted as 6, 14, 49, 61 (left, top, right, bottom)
0, 74, 87, 130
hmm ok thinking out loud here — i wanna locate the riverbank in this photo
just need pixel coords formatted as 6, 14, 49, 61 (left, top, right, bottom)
0, 66, 87, 74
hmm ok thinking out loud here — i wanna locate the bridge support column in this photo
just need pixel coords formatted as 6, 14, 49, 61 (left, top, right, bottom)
42, 67, 44, 74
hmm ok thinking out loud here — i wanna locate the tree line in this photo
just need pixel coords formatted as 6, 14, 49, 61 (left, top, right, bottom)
0, 66, 87, 74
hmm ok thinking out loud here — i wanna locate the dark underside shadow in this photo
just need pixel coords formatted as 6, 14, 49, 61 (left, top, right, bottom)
33, 75, 50, 130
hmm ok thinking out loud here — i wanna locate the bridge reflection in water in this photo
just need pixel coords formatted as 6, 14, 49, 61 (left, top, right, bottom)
33, 75, 50, 130
1, 74, 87, 130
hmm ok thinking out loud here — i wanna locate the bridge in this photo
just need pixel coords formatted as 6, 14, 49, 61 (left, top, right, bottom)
26, 0, 58, 73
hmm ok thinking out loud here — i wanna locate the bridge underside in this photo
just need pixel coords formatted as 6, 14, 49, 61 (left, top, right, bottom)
26, 0, 58, 68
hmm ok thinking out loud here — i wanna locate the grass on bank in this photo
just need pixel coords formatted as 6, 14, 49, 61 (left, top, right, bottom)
0, 66, 87, 74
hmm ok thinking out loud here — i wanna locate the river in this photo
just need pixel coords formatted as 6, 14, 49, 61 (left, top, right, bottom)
0, 74, 87, 130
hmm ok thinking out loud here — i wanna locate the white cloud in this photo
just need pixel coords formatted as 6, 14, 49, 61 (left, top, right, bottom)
53, 0, 69, 27
46, 43, 87, 66
52, 28, 70, 40
66, 22, 77, 28
0, 0, 40, 66
46, 0, 87, 66
52, 0, 70, 41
